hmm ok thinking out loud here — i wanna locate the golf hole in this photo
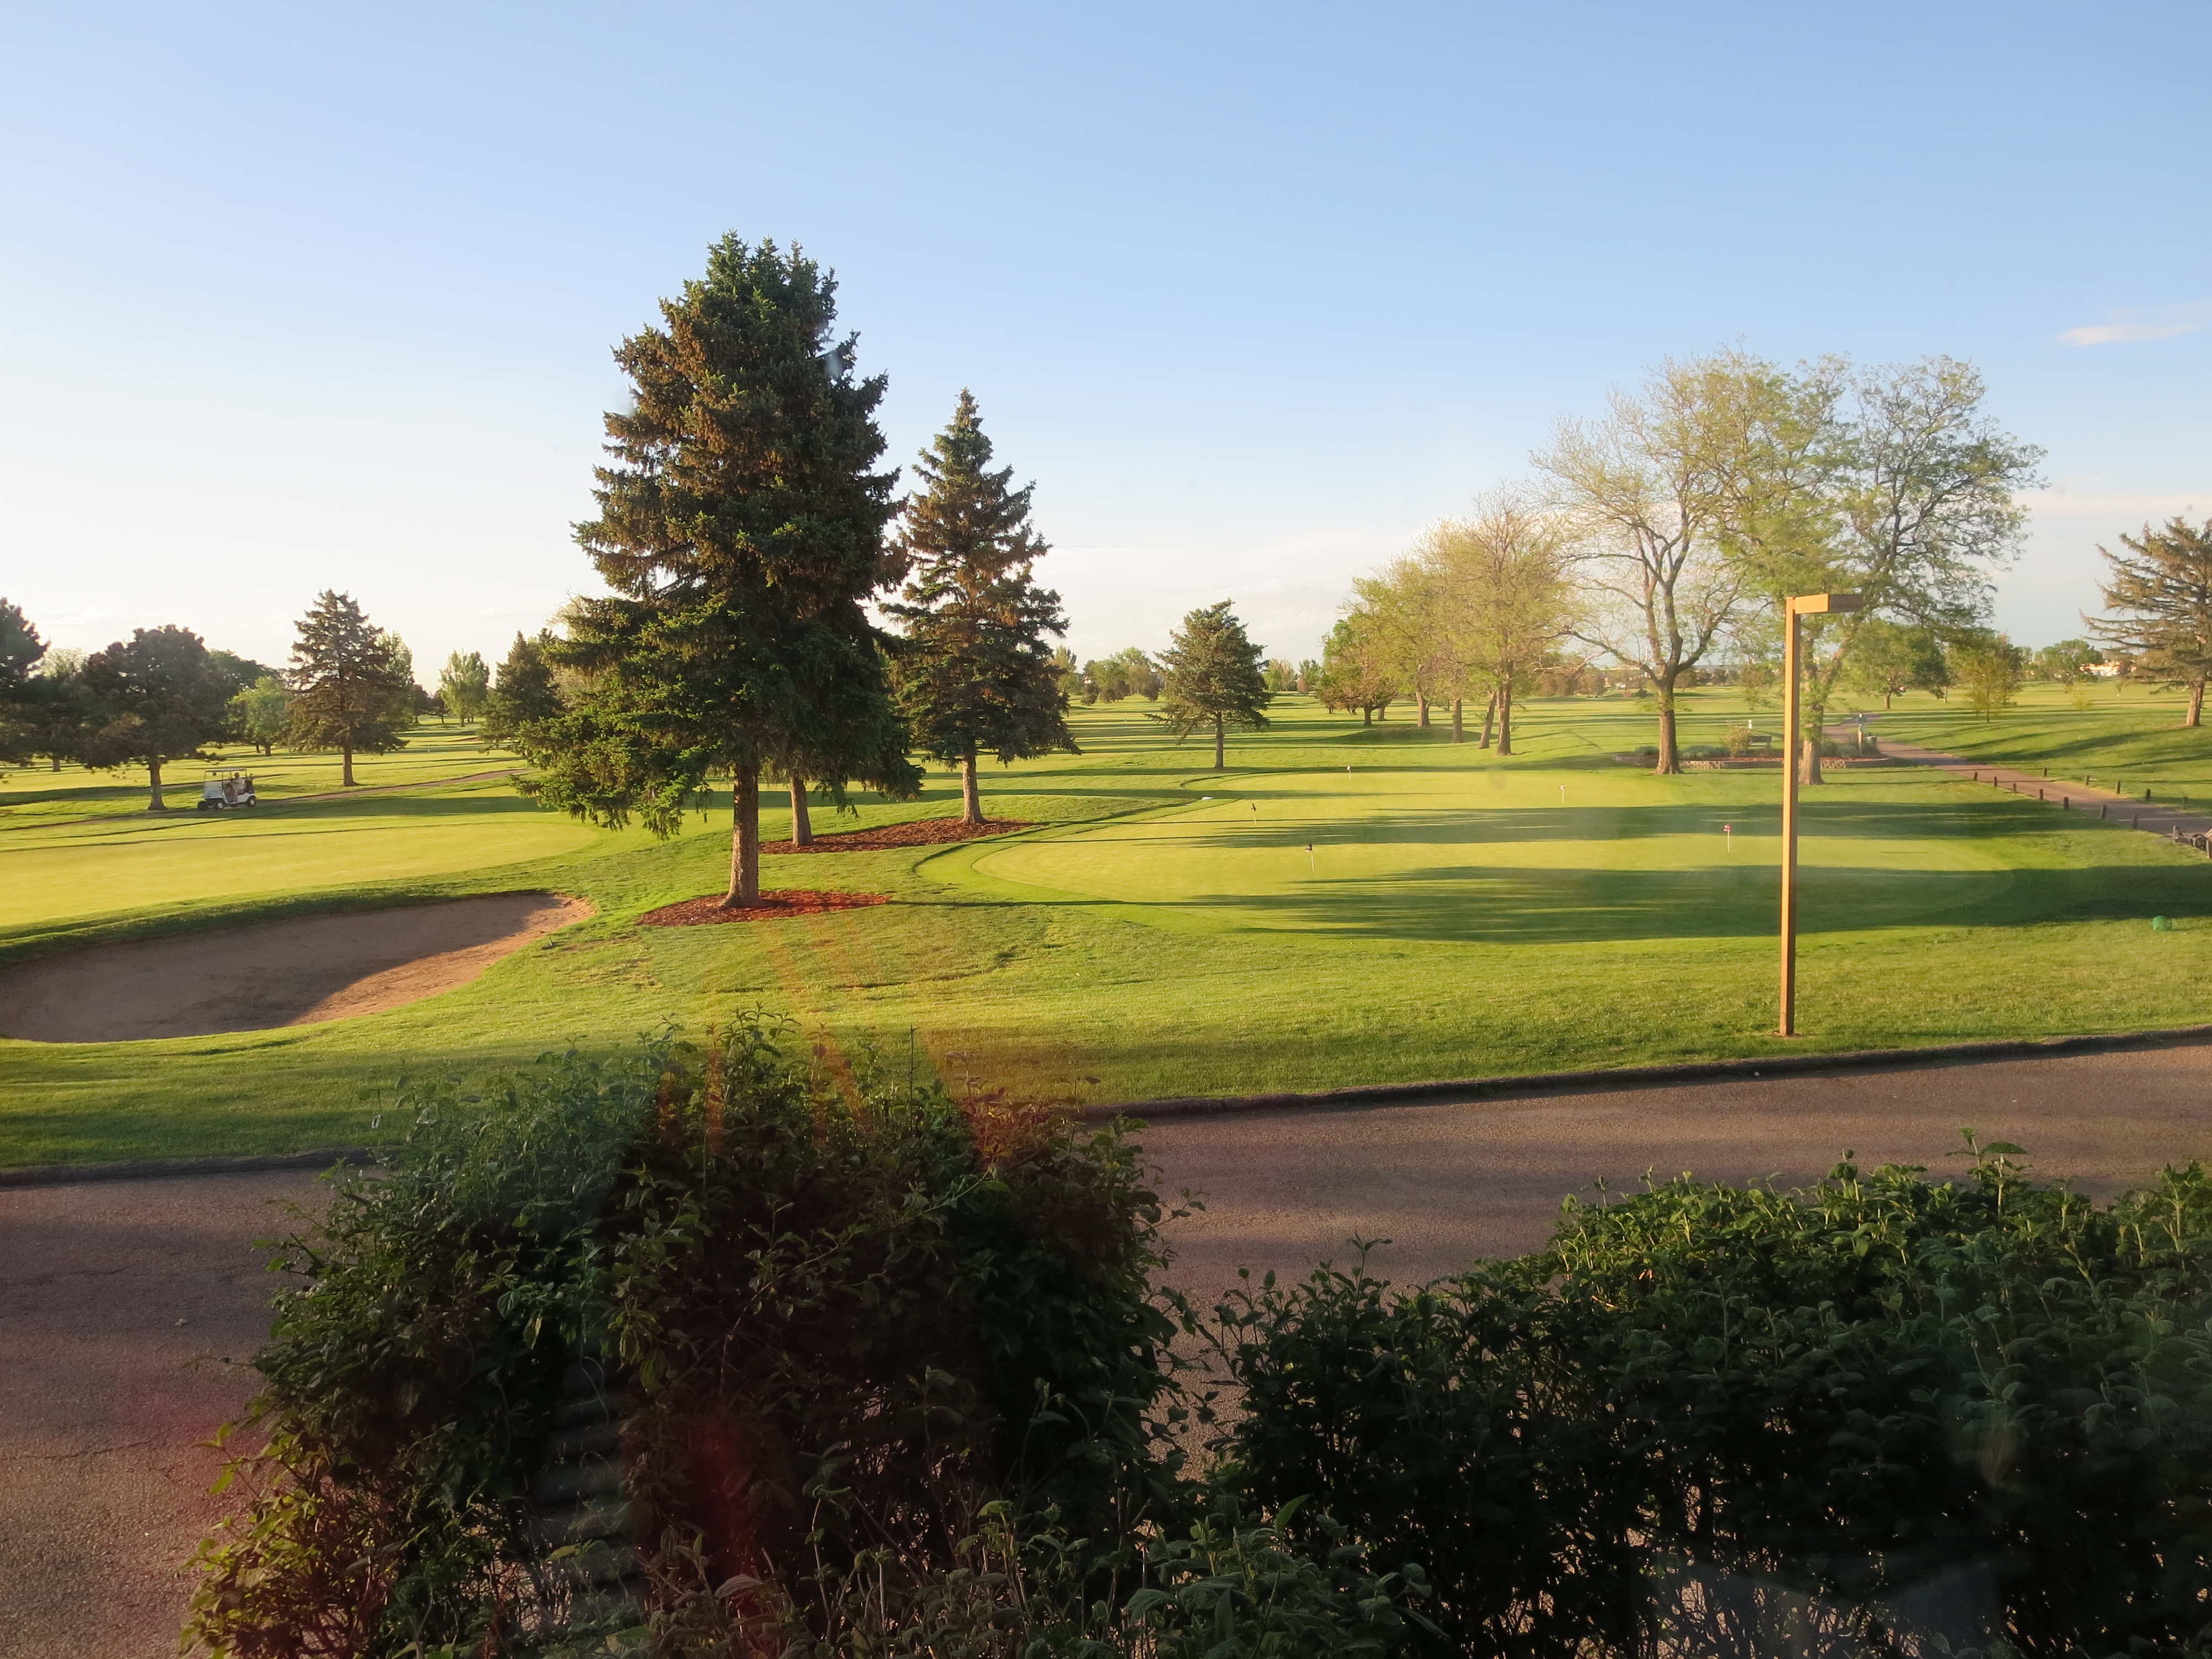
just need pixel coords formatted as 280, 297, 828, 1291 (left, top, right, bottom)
0, 893, 590, 1043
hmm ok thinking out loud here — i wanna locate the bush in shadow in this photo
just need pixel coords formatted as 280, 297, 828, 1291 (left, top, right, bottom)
1213, 1135, 2212, 1657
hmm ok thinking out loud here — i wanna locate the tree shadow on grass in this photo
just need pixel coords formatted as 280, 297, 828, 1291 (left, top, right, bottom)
1163, 861, 2212, 945
1086, 800, 2051, 852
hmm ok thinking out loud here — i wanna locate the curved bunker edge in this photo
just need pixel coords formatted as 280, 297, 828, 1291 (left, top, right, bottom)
0, 892, 592, 1044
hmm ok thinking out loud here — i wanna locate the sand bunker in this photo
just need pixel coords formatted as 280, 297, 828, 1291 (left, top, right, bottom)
0, 893, 589, 1043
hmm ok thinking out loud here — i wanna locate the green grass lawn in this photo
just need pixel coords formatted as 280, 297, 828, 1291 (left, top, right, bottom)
5, 690, 2211, 1167
1862, 680, 2212, 800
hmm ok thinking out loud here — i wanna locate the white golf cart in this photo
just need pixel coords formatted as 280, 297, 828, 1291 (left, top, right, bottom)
197, 771, 259, 810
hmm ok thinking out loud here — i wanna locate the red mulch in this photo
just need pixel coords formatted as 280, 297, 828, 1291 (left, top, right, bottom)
638, 890, 890, 926
761, 818, 1033, 854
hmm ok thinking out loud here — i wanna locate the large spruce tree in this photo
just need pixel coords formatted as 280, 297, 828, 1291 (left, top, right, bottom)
2092, 517, 2212, 726
1157, 601, 1272, 768
286, 591, 415, 785
886, 390, 1074, 824
526, 237, 915, 904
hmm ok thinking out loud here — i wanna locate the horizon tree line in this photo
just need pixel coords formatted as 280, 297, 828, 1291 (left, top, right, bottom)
1312, 347, 2211, 779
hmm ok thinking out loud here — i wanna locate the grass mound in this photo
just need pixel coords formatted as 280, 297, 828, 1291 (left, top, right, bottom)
759, 817, 1034, 853
638, 890, 890, 925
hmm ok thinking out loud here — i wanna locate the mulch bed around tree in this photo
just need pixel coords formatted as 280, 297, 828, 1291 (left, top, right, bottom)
638, 891, 890, 926
760, 818, 1034, 854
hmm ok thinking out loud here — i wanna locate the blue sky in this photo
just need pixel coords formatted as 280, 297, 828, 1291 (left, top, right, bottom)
3, 1, 2205, 676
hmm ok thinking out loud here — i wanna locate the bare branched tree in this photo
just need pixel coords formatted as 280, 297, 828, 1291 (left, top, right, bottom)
1535, 349, 1803, 773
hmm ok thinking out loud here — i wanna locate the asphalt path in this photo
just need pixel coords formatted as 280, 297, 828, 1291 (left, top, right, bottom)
0, 1170, 324, 1659
1144, 1037, 2212, 1298
10, 1040, 2212, 1655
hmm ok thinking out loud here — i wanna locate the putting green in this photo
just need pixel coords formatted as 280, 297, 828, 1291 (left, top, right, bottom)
967, 766, 2020, 943
0, 779, 608, 932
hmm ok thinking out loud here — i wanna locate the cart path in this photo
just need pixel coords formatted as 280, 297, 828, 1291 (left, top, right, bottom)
0, 1170, 325, 1659
1869, 732, 2212, 847
1146, 1035, 2212, 1298
13, 1040, 2212, 1654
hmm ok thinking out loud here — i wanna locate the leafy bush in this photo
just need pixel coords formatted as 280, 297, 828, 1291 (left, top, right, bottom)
1213, 1138, 2212, 1657
187, 1022, 1190, 1657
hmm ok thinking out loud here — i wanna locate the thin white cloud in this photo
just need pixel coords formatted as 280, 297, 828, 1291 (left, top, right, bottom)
2059, 299, 2212, 346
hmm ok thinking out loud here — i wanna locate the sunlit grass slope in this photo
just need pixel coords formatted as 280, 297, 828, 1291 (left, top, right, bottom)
4, 692, 2210, 1166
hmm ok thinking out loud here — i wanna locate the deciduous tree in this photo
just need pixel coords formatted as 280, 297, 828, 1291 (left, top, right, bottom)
1772, 357, 2041, 780
1950, 630, 2025, 721
1537, 349, 1805, 772
2029, 638, 2100, 684
1083, 648, 1161, 703
438, 650, 491, 726
1418, 493, 1574, 755
886, 391, 1075, 825
1156, 601, 1271, 768
521, 237, 916, 905
1312, 615, 1397, 724
227, 676, 294, 755
285, 591, 415, 785
80, 625, 233, 808
23, 646, 90, 771
2091, 518, 2212, 726
1840, 618, 1950, 708
1350, 557, 1451, 727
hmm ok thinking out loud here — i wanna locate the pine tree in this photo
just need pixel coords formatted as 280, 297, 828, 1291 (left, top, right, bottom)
482, 633, 565, 750
79, 625, 234, 808
2092, 518, 2212, 726
525, 237, 916, 904
1157, 601, 1272, 768
286, 591, 415, 785
886, 391, 1074, 823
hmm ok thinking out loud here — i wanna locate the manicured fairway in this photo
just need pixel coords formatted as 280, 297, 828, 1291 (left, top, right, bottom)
0, 778, 613, 935
966, 765, 2016, 942
4, 693, 2211, 1167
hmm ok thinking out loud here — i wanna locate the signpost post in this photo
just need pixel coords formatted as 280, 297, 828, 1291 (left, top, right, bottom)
1779, 591, 1862, 1036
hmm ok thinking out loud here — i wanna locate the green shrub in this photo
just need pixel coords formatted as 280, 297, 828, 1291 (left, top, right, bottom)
187, 1022, 1188, 1657
1212, 1138, 2212, 1657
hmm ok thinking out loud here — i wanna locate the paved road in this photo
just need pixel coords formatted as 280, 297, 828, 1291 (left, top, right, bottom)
11, 1039, 2212, 1655
1144, 1036, 2212, 1300
0, 1170, 324, 1659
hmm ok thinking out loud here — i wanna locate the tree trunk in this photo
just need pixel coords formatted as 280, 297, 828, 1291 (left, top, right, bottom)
50, 755, 60, 772
1479, 691, 1498, 748
2189, 678, 2206, 728
1361, 707, 1371, 727
1213, 719, 1225, 769
1652, 672, 1682, 774
724, 763, 760, 907
960, 749, 983, 823
1451, 698, 1463, 743
1802, 700, 1826, 785
1495, 680, 1515, 757
789, 775, 813, 846
1416, 693, 1430, 728
342, 747, 356, 787
147, 758, 166, 811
